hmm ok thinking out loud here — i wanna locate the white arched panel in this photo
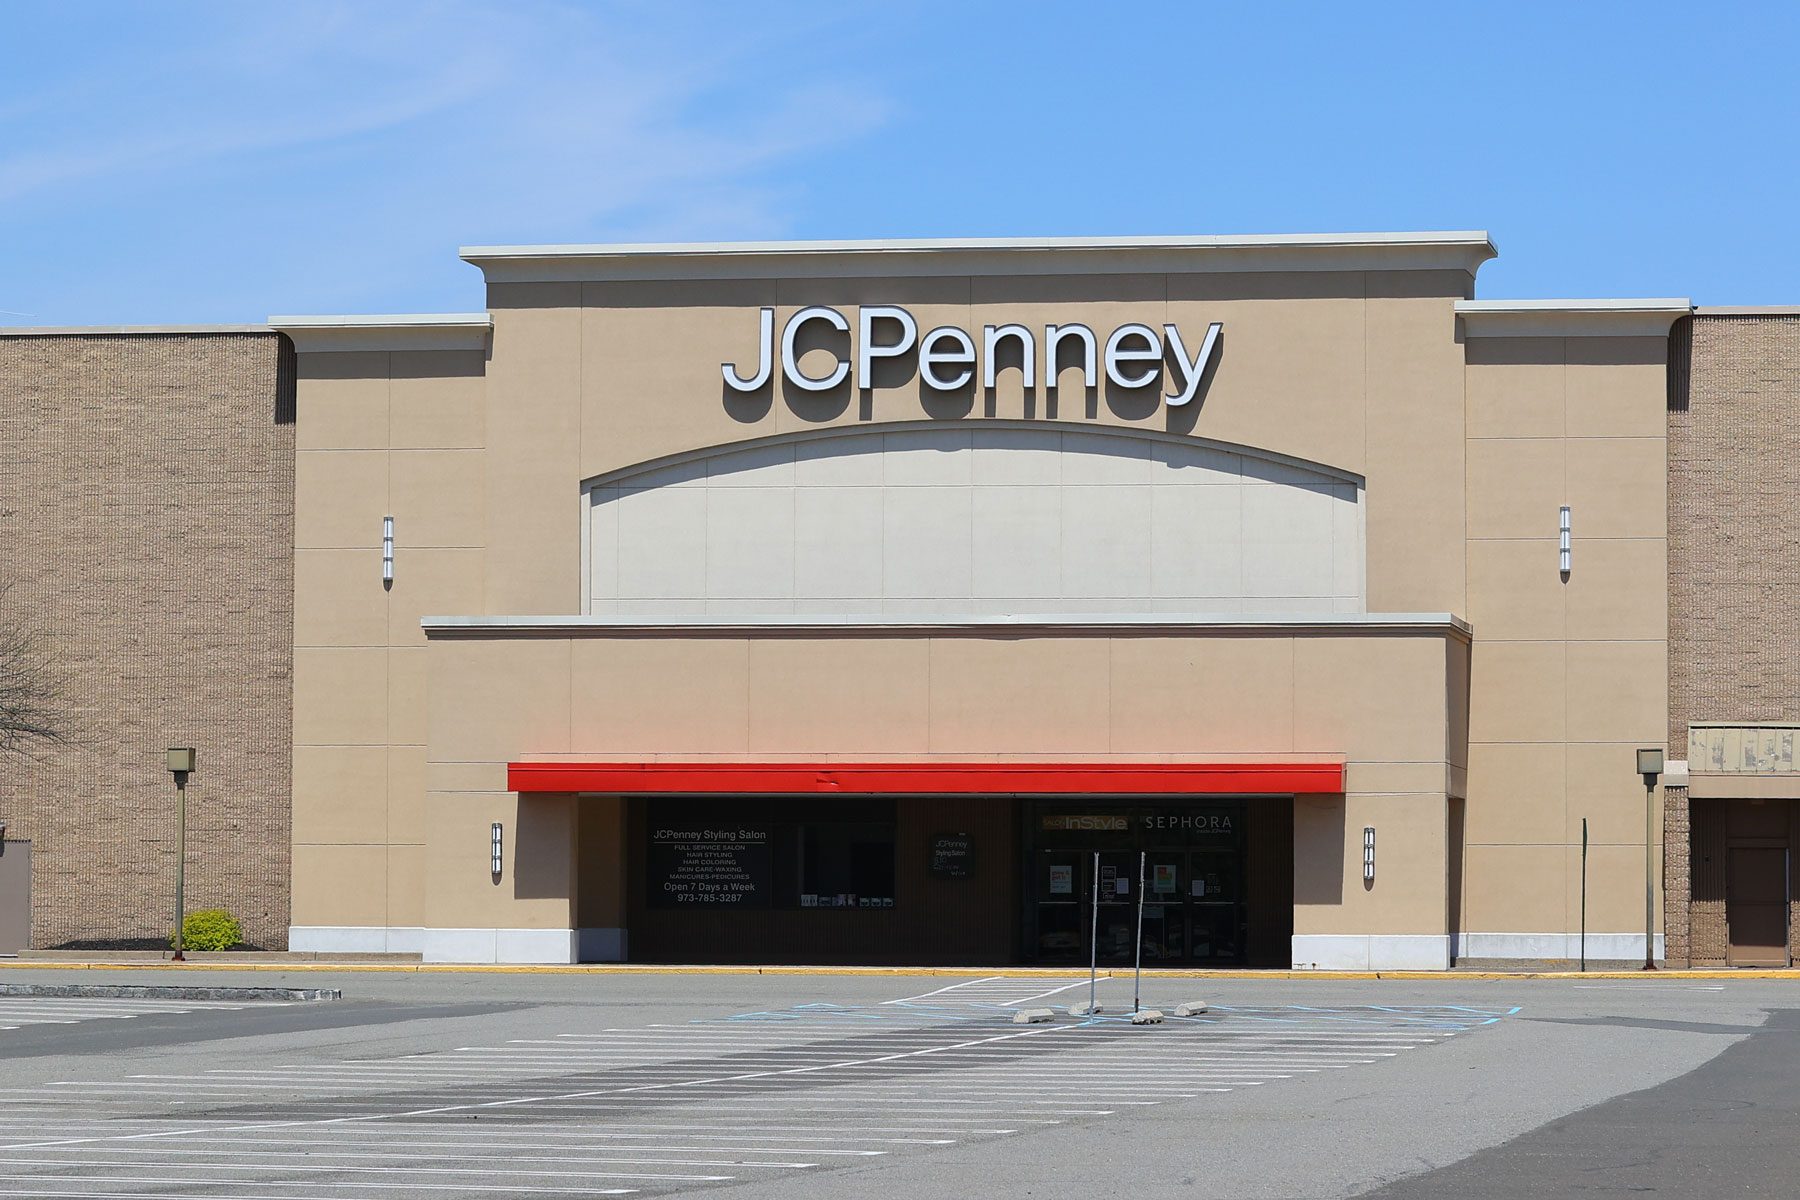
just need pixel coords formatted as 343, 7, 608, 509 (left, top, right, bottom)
583, 425, 1363, 618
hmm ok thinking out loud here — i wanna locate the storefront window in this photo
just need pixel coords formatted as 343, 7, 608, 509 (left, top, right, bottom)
643, 799, 897, 911
799, 822, 896, 909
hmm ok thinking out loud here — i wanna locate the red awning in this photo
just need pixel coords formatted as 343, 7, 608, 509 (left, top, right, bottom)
507, 761, 1342, 796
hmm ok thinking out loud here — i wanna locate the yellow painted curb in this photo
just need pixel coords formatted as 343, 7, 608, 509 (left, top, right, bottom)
2, 960, 1799, 980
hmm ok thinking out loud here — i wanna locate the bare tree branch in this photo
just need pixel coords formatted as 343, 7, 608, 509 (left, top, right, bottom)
0, 584, 68, 759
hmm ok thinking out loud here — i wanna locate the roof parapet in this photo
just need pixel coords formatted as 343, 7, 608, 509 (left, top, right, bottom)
268, 313, 492, 354
460, 231, 1498, 284
0, 324, 272, 337
1455, 298, 1691, 338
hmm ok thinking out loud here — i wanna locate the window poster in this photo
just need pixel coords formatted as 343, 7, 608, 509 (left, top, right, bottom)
1049, 864, 1073, 895
647, 825, 772, 908
930, 832, 975, 878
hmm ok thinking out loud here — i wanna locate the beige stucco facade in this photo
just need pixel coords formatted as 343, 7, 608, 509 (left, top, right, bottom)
276, 233, 1682, 968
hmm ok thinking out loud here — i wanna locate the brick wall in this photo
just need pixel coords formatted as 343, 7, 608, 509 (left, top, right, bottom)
1662, 785, 1690, 964
0, 333, 294, 948
1687, 801, 1728, 964
1668, 317, 1800, 744
1667, 315, 1800, 965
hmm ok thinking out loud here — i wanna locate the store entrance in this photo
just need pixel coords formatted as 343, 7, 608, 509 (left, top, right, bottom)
1025, 800, 1270, 967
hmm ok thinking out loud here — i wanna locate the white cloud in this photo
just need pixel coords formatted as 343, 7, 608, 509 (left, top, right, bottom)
0, 0, 892, 312
0, 5, 506, 204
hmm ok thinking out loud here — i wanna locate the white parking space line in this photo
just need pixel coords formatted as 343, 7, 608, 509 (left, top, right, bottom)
1, 1154, 734, 1180
883, 976, 1092, 1005
0, 998, 1513, 1198
1571, 984, 1727, 991
0, 1174, 640, 1195
0, 998, 281, 1031
0, 1194, 631, 1200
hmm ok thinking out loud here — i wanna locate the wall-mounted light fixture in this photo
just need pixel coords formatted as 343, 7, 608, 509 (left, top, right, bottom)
1559, 505, 1572, 576
382, 516, 395, 584
490, 822, 504, 880
1362, 826, 1376, 884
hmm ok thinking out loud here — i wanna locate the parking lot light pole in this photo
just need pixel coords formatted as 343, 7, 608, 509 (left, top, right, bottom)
166, 748, 195, 962
1636, 748, 1663, 972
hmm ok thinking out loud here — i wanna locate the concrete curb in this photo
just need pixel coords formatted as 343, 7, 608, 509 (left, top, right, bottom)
0, 983, 340, 1001
2, 960, 1798, 981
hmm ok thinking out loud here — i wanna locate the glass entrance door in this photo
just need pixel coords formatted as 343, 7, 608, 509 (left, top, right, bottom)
1033, 850, 1148, 962
1025, 801, 1252, 966
1093, 851, 1139, 963
1188, 847, 1244, 963
1033, 850, 1085, 962
1141, 850, 1187, 962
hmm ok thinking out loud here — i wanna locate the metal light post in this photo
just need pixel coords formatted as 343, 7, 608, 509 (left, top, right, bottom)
1133, 850, 1146, 1015
166, 748, 195, 962
1636, 748, 1663, 972
1579, 817, 1589, 973
1087, 851, 1099, 1015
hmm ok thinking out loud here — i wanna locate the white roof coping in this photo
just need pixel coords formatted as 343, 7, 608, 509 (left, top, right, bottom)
268, 312, 492, 354
0, 324, 272, 336
1455, 298, 1691, 314
422, 612, 1473, 640
268, 312, 493, 328
460, 231, 1498, 284
465, 231, 1495, 258
1455, 297, 1691, 338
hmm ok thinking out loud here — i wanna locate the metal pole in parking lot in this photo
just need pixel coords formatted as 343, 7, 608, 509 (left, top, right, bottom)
1133, 850, 1146, 1014
1580, 818, 1588, 972
1087, 851, 1099, 1013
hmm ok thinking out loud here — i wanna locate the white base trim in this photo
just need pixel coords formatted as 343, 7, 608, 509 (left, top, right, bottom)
1458, 932, 1667, 961
422, 927, 578, 965
288, 926, 424, 955
577, 927, 627, 963
1291, 934, 1450, 971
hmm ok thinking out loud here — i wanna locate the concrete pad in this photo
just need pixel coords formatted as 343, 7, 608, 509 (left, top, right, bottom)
0, 983, 338, 1001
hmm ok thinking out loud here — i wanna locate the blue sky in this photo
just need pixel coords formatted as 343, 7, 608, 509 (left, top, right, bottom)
4, 1, 1798, 324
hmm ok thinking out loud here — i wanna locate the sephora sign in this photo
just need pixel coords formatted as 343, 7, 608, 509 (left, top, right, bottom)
722, 306, 1223, 407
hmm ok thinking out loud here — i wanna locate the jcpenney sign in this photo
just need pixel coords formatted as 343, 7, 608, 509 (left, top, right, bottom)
722, 306, 1223, 407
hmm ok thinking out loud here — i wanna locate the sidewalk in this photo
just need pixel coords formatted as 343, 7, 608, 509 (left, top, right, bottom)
3, 952, 1798, 981
4, 949, 420, 965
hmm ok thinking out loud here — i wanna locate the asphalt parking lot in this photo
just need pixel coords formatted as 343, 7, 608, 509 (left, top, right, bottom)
0, 968, 1791, 1198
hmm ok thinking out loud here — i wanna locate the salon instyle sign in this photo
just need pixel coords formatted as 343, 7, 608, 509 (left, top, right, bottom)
722, 306, 1223, 406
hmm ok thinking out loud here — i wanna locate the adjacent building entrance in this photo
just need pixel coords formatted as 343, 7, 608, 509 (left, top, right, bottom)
1727, 846, 1789, 967
1688, 796, 1797, 968
0, 839, 28, 955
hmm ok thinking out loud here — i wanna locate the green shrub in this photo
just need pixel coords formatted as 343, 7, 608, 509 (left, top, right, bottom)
173, 909, 242, 952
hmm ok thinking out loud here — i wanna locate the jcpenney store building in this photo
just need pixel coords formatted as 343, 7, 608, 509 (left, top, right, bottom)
251, 231, 1683, 971
47, 230, 1795, 970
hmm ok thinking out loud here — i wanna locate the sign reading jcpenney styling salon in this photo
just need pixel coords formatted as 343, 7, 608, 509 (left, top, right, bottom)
723, 306, 1222, 406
